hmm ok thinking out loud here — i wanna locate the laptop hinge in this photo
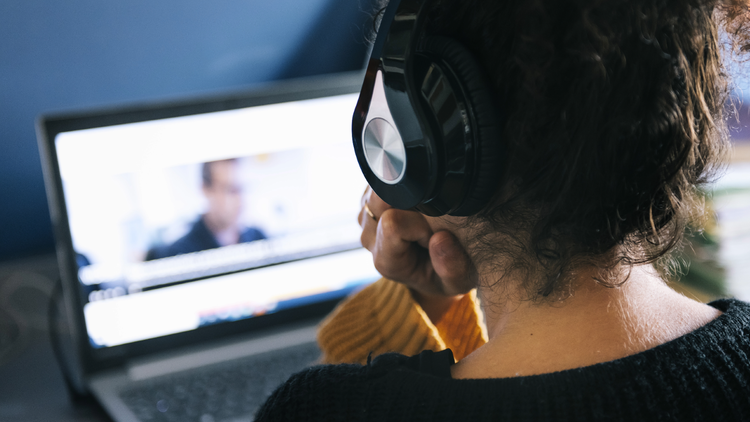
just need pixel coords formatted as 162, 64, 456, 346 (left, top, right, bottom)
126, 324, 318, 381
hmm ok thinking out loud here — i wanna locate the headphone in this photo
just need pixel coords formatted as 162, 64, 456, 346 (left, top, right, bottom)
352, 0, 504, 216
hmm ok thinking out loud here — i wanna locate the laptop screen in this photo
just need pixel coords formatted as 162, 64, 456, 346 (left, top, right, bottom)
49, 89, 379, 349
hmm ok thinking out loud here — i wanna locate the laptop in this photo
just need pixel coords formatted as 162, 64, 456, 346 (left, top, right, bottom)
36, 71, 380, 421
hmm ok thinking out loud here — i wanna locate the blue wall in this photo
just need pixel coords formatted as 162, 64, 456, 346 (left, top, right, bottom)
0, 0, 374, 261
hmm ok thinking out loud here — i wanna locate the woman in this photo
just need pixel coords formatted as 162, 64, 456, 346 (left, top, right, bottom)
257, 0, 750, 420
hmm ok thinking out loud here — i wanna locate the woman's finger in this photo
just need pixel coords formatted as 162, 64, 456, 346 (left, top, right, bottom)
429, 231, 477, 295
371, 209, 434, 283
362, 187, 390, 219
359, 186, 393, 251
359, 206, 378, 252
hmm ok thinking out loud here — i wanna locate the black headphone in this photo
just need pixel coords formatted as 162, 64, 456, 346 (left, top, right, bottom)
352, 0, 504, 216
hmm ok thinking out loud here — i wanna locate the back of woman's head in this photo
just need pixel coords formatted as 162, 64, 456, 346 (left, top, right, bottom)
412, 0, 750, 297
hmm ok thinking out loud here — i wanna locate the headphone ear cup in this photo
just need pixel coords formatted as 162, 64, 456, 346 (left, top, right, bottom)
420, 36, 504, 216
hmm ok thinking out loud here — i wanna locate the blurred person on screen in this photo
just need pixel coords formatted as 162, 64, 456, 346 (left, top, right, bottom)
146, 159, 266, 260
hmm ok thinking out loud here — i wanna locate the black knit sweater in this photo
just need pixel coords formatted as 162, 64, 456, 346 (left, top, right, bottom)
256, 299, 750, 421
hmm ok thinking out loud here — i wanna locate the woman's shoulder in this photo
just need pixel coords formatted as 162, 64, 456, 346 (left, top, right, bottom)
254, 350, 454, 421
254, 362, 363, 421
255, 301, 750, 421
702, 298, 750, 341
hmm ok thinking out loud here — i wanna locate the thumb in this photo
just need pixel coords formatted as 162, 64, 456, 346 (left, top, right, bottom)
428, 231, 476, 295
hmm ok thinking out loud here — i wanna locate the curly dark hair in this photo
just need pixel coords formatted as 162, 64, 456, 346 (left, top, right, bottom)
377, 0, 750, 298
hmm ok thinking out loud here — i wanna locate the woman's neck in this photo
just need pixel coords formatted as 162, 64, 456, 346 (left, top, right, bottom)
452, 265, 721, 379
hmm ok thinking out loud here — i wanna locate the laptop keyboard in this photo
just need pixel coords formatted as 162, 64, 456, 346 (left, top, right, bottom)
119, 341, 321, 422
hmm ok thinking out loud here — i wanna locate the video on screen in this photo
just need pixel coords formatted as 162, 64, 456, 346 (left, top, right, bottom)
64, 144, 364, 302
56, 93, 368, 304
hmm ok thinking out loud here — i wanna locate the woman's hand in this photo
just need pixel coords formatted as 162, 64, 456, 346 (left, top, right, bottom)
358, 188, 477, 323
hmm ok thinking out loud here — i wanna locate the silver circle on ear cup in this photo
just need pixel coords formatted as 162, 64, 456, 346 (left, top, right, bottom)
363, 118, 406, 184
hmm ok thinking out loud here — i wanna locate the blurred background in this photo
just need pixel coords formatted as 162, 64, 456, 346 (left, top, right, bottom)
0, 2, 375, 420
0, 0, 376, 262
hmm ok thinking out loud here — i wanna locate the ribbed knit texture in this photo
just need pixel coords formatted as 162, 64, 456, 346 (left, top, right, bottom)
434, 286, 487, 361
317, 278, 487, 364
257, 299, 750, 421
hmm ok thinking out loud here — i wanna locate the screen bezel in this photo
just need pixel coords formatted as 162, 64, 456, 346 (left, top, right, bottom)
37, 71, 366, 377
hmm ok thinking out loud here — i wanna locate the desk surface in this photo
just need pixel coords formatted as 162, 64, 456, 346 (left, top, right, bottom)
0, 254, 110, 422
0, 335, 110, 422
